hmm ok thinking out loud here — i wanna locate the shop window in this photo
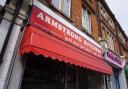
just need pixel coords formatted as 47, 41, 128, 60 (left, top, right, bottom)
78, 69, 104, 89
20, 54, 104, 89
82, 6, 92, 34
67, 65, 76, 89
52, 0, 71, 17
21, 55, 65, 89
106, 76, 113, 89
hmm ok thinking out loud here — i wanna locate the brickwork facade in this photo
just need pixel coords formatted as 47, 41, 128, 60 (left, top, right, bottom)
0, 0, 128, 89
71, 0, 100, 42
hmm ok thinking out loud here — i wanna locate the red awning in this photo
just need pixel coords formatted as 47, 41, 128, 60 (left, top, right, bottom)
20, 26, 112, 75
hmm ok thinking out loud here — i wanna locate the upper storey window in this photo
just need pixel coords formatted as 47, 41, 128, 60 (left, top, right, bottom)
52, 0, 71, 17
108, 18, 115, 29
118, 30, 126, 44
100, 5, 108, 21
82, 6, 92, 34
102, 25, 117, 53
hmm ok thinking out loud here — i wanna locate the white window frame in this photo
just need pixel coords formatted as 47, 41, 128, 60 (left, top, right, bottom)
82, 6, 92, 34
52, 0, 71, 17
101, 24, 115, 52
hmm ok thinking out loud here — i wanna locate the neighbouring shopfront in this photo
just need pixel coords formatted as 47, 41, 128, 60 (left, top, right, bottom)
125, 64, 128, 87
19, 1, 112, 89
104, 49, 127, 89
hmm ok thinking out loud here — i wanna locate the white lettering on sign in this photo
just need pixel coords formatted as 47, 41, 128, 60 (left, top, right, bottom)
37, 12, 82, 43
30, 5, 102, 58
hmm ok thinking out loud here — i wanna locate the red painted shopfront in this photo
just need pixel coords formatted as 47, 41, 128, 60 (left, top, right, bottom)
19, 1, 112, 89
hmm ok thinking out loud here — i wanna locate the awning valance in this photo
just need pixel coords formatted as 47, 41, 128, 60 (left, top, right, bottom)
20, 26, 112, 75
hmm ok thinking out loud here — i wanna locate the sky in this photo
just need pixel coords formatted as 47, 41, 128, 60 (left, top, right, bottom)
105, 0, 128, 36
0, 0, 6, 6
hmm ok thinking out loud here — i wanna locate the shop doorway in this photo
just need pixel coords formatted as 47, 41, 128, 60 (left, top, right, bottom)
113, 69, 120, 89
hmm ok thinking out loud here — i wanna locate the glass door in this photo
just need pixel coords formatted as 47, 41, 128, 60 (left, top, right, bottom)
113, 69, 120, 89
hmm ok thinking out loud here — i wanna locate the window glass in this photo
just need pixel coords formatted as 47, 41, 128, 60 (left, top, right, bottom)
52, 0, 60, 9
67, 65, 76, 89
78, 69, 88, 89
82, 8, 87, 29
52, 0, 71, 17
21, 55, 65, 89
20, 54, 104, 89
82, 7, 91, 33
88, 15, 91, 33
78, 69, 104, 89
106, 76, 113, 89
63, 0, 71, 17
102, 27, 115, 52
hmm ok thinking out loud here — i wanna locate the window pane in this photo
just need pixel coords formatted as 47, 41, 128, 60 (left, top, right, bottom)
78, 69, 104, 89
82, 7, 91, 33
52, 0, 60, 9
67, 65, 76, 89
62, 0, 71, 17
82, 8, 88, 29
20, 55, 65, 89
82, 8, 86, 28
88, 15, 91, 33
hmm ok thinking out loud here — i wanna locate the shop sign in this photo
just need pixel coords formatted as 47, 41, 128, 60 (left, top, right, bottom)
29, 0, 102, 59
105, 50, 123, 68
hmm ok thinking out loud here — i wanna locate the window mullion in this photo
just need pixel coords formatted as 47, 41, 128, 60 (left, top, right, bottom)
76, 68, 79, 89
65, 64, 68, 89
59, 0, 63, 11
86, 11, 89, 31
68, 0, 71, 17
89, 15, 91, 33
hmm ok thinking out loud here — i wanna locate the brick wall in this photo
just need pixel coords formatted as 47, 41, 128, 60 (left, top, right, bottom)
71, 0, 82, 30
86, 0, 96, 13
91, 14, 100, 41
71, 0, 100, 42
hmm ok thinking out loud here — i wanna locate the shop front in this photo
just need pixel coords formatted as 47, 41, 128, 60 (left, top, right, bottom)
124, 63, 128, 88
19, 1, 112, 89
104, 49, 127, 89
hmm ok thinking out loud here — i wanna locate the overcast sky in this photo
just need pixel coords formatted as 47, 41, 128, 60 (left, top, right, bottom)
105, 0, 128, 36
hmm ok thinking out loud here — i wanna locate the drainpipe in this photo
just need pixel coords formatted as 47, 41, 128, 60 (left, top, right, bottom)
0, 0, 24, 64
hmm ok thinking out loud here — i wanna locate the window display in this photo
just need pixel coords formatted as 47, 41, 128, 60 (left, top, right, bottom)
20, 54, 104, 89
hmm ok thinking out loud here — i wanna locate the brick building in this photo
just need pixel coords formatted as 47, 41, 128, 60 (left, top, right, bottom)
97, 0, 128, 89
0, 0, 127, 89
